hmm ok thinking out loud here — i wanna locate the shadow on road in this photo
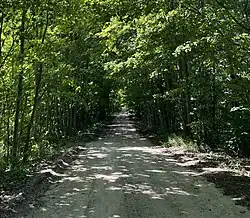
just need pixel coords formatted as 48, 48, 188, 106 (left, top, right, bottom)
23, 111, 249, 218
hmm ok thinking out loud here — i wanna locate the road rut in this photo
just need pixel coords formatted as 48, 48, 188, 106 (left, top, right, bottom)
24, 112, 250, 217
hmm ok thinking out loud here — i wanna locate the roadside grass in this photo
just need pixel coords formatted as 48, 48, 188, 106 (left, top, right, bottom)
159, 133, 199, 152
157, 133, 250, 211
134, 116, 250, 211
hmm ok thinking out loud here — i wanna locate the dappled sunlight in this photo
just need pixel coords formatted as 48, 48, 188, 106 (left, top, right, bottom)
176, 160, 201, 167
117, 146, 155, 152
103, 181, 196, 200
59, 176, 85, 183
201, 167, 232, 173
123, 134, 136, 139
87, 153, 108, 159
116, 146, 174, 157
172, 170, 201, 176
146, 169, 166, 173
104, 142, 113, 145
71, 165, 88, 173
93, 172, 131, 183
25, 114, 250, 218
55, 202, 71, 207
165, 187, 195, 196
36, 142, 201, 217
121, 153, 132, 157
122, 128, 136, 132
91, 166, 113, 171
108, 124, 134, 128
136, 173, 150, 178
106, 186, 122, 191
40, 207, 47, 212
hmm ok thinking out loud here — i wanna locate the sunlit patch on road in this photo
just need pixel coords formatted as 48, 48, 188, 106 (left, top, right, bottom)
25, 112, 250, 218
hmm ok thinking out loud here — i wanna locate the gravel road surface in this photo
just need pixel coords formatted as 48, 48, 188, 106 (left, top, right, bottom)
24, 112, 250, 218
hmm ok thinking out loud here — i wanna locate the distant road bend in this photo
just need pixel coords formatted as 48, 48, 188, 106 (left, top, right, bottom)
25, 111, 250, 218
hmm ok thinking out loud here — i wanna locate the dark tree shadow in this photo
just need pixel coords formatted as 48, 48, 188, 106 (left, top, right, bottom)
202, 171, 250, 210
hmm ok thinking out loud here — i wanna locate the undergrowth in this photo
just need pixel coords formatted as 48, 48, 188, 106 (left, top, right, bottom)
160, 133, 199, 151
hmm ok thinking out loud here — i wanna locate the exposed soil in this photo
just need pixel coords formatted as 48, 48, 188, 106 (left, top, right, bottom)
0, 123, 106, 218
158, 146, 250, 211
1, 113, 250, 217
14, 112, 250, 217
133, 114, 250, 212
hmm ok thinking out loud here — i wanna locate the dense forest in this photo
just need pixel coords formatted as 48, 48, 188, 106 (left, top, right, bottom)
0, 0, 250, 172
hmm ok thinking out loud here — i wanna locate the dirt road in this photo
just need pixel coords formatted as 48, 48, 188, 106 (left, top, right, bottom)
24, 112, 250, 217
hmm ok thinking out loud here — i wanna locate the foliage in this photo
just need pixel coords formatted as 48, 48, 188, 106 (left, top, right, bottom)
0, 0, 118, 170
1, 0, 250, 173
98, 0, 250, 156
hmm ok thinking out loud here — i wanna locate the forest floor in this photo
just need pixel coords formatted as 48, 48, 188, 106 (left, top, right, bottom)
0, 122, 107, 218
1, 112, 250, 217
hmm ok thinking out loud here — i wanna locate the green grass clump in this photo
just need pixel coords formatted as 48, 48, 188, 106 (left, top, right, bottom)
161, 133, 198, 151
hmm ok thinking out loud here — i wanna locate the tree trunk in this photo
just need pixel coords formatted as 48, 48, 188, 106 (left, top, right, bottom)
12, 9, 26, 166
6, 96, 11, 165
179, 56, 192, 136
23, 10, 49, 163
0, 13, 3, 58
210, 65, 217, 145
23, 63, 43, 162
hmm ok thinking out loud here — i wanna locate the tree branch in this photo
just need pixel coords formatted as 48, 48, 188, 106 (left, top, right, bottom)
215, 0, 250, 33
0, 37, 15, 69
41, 9, 49, 45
